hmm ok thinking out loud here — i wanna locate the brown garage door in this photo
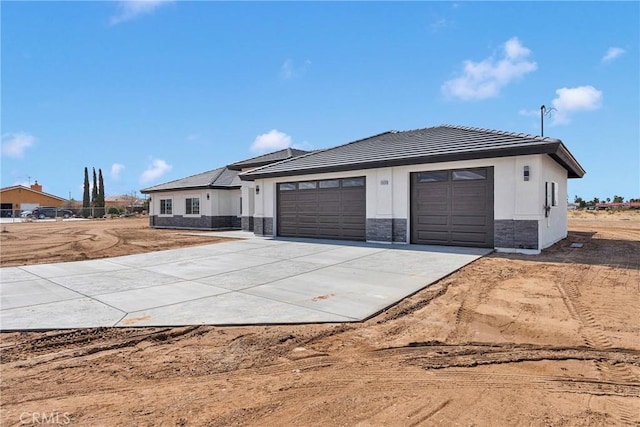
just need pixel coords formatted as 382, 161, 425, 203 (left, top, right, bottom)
277, 177, 366, 240
411, 167, 493, 247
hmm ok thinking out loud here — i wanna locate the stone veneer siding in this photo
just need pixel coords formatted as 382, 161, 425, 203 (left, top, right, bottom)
241, 216, 254, 232
150, 215, 241, 230
366, 218, 407, 243
392, 218, 407, 243
494, 219, 538, 250
253, 217, 274, 236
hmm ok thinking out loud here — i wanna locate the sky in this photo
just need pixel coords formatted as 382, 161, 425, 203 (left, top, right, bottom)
2, 1, 638, 202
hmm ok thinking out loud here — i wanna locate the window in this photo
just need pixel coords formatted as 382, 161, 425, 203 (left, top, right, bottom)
342, 177, 365, 187
299, 181, 317, 190
551, 182, 558, 207
279, 183, 296, 191
319, 179, 340, 188
417, 171, 448, 182
452, 169, 487, 181
185, 198, 200, 215
160, 199, 172, 215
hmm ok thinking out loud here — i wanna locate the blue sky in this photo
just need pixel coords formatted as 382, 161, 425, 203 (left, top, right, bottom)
2, 1, 638, 202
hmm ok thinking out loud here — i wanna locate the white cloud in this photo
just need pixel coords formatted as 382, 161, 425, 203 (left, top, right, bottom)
442, 37, 537, 101
518, 109, 539, 118
251, 130, 292, 153
140, 158, 172, 184
1, 132, 36, 159
280, 59, 311, 80
551, 85, 603, 125
602, 47, 625, 63
110, 0, 173, 25
111, 163, 125, 179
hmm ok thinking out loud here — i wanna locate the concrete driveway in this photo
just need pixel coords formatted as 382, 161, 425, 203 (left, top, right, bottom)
0, 232, 491, 330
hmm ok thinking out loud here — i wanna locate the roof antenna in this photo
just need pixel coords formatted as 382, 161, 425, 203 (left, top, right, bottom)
540, 105, 556, 137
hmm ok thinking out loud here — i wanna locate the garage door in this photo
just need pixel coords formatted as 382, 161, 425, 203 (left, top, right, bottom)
411, 167, 493, 247
277, 177, 366, 240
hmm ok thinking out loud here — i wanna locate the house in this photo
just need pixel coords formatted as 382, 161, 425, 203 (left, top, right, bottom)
141, 148, 308, 230
0, 182, 68, 217
105, 195, 146, 213
240, 125, 585, 254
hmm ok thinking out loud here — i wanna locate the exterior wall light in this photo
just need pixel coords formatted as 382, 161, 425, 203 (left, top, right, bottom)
524, 166, 530, 181
255, 185, 260, 195
206, 193, 210, 200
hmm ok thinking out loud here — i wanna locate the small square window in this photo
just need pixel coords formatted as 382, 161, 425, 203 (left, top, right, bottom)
417, 171, 448, 182
319, 179, 340, 188
279, 183, 296, 191
452, 169, 486, 180
342, 177, 365, 187
299, 181, 317, 190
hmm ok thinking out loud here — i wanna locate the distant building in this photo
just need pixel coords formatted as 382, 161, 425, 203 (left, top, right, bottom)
0, 182, 68, 217
105, 195, 146, 212
595, 202, 640, 210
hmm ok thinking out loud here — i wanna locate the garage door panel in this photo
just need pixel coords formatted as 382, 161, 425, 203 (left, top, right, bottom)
451, 232, 489, 245
452, 201, 487, 212
451, 215, 488, 226
318, 193, 341, 202
297, 193, 319, 202
411, 168, 493, 247
279, 193, 298, 202
316, 204, 341, 213
278, 178, 366, 241
341, 216, 365, 224
417, 230, 449, 242
416, 215, 449, 226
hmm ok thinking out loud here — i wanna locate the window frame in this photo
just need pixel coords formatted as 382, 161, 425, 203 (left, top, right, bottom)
185, 197, 200, 216
341, 177, 366, 187
159, 198, 173, 216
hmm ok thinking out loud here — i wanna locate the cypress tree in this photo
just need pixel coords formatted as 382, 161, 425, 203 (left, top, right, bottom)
92, 167, 98, 208
98, 168, 105, 217
82, 167, 90, 218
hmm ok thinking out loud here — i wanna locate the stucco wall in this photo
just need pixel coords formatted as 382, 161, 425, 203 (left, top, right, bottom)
538, 155, 569, 250
251, 154, 569, 252
148, 188, 241, 229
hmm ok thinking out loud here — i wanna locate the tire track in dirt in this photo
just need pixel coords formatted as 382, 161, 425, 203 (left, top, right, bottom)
554, 259, 640, 425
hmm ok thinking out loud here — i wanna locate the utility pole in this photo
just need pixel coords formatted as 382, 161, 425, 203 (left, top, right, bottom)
540, 105, 557, 137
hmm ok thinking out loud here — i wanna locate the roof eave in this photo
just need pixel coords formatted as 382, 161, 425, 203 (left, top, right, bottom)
550, 143, 586, 178
240, 144, 584, 181
141, 184, 241, 194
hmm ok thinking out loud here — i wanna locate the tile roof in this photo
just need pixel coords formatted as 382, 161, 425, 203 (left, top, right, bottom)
241, 125, 585, 180
227, 148, 310, 170
140, 166, 240, 193
140, 148, 309, 193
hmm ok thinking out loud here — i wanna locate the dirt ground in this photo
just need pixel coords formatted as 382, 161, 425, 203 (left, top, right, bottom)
0, 217, 233, 267
1, 212, 639, 426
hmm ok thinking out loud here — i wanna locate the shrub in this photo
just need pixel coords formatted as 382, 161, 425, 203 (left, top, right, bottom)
107, 207, 121, 215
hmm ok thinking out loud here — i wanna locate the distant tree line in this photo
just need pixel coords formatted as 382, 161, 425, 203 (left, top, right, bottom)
82, 167, 105, 217
573, 195, 638, 208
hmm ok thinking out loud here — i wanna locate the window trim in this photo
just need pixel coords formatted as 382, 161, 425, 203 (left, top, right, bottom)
159, 198, 173, 216
185, 197, 200, 216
